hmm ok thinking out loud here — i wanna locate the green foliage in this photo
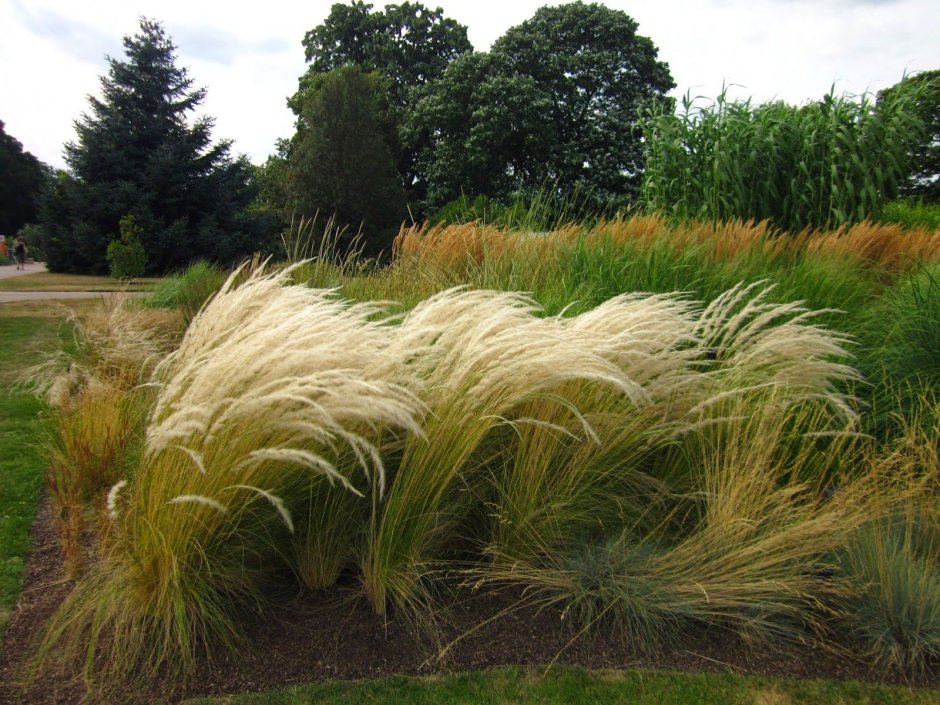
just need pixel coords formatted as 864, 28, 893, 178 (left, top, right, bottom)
41, 19, 267, 275
300, 1, 472, 109
14, 223, 46, 262
429, 186, 599, 232
856, 263, 940, 436
294, 1, 472, 206
145, 260, 226, 325
880, 199, 940, 230
0, 120, 52, 237
642, 88, 924, 231
838, 414, 940, 677
410, 3, 674, 210
880, 70, 940, 202
106, 214, 148, 279
842, 521, 940, 676
286, 66, 407, 258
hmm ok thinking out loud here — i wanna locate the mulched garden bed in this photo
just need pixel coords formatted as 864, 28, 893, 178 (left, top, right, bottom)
1, 497, 937, 705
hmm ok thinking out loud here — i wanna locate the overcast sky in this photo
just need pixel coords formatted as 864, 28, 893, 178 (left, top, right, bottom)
1, 0, 937, 170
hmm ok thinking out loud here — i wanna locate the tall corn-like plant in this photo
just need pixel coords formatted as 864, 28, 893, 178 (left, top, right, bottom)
642, 87, 924, 231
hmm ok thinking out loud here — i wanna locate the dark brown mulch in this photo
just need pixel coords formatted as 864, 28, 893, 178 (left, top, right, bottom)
1, 498, 937, 705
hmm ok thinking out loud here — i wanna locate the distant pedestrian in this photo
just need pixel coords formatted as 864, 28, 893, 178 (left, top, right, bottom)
13, 236, 27, 269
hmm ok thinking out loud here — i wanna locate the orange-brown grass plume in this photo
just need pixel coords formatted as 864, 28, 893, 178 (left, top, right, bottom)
807, 221, 940, 271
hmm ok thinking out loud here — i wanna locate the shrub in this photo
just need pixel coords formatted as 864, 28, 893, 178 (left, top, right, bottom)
145, 260, 227, 326
106, 215, 148, 279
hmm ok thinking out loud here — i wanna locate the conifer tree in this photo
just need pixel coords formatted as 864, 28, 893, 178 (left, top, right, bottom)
43, 18, 265, 274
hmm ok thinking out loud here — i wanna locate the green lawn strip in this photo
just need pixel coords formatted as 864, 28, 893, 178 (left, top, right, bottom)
180, 666, 938, 705
0, 315, 58, 637
0, 272, 163, 292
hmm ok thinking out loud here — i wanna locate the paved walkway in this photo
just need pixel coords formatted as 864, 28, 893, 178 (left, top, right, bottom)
0, 291, 144, 303
0, 261, 46, 279
0, 262, 145, 303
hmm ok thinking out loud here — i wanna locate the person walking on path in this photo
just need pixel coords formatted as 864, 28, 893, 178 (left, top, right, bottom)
13, 236, 27, 270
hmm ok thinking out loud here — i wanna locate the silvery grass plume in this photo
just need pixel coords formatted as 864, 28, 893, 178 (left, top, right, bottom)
688, 282, 860, 424
363, 287, 676, 620
23, 296, 179, 410
37, 263, 426, 689
489, 292, 705, 561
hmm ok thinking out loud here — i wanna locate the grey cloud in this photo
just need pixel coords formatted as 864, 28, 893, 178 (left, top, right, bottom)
173, 26, 291, 65
11, 0, 119, 65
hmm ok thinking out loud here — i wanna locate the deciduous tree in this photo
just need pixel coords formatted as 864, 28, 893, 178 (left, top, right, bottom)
411, 2, 674, 210
880, 70, 940, 202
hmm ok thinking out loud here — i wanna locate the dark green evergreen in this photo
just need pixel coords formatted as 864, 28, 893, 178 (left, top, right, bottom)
0, 121, 51, 238
286, 66, 407, 257
42, 19, 266, 275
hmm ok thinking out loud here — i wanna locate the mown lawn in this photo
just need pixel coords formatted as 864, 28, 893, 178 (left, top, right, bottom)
181, 665, 939, 705
0, 307, 63, 635
0, 271, 163, 292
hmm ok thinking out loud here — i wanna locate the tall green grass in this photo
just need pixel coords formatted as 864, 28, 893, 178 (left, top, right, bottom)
642, 88, 924, 231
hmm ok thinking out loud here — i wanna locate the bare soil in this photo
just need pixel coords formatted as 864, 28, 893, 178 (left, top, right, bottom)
1, 498, 937, 705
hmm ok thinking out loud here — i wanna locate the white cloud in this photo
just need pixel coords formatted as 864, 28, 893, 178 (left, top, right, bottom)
1, 0, 937, 170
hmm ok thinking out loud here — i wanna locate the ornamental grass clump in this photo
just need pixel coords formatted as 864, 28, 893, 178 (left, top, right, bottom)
839, 401, 940, 676
688, 281, 858, 424
360, 287, 656, 622
23, 298, 177, 581
482, 401, 873, 654
36, 265, 426, 689
486, 292, 701, 562
477, 284, 866, 652
27, 296, 179, 410
44, 380, 150, 577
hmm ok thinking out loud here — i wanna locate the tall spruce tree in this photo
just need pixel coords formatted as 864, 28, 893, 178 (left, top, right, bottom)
43, 18, 264, 274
